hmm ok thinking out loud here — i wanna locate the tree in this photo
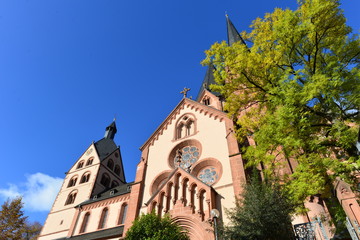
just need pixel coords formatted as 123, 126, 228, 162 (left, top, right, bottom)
0, 197, 27, 239
222, 175, 295, 240
204, 0, 359, 209
23, 221, 42, 240
125, 212, 189, 240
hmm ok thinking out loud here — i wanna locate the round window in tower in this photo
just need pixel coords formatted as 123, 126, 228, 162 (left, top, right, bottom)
174, 146, 200, 170
198, 167, 219, 185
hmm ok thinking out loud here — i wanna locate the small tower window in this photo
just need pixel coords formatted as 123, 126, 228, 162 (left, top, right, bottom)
107, 159, 114, 170
86, 157, 93, 166
79, 212, 90, 233
98, 208, 109, 229
67, 176, 78, 188
65, 191, 77, 205
77, 161, 85, 169
100, 173, 110, 188
118, 203, 128, 225
80, 172, 91, 183
114, 165, 121, 176
203, 96, 210, 106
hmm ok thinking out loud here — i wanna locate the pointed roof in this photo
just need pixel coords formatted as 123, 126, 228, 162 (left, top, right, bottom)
94, 121, 118, 161
226, 14, 247, 46
196, 63, 220, 101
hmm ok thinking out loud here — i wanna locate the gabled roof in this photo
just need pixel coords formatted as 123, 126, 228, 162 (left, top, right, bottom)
226, 14, 247, 46
140, 97, 229, 150
196, 63, 221, 101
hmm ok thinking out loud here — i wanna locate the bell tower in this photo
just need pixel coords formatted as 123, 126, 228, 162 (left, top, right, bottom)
38, 121, 126, 240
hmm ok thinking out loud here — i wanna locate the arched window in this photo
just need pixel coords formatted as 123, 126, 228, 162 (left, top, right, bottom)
65, 190, 77, 205
100, 173, 110, 187
79, 212, 90, 233
77, 161, 84, 169
175, 114, 196, 140
114, 165, 121, 176
107, 159, 114, 170
203, 96, 210, 106
80, 172, 91, 183
98, 208, 108, 229
67, 176, 78, 188
111, 180, 119, 188
118, 203, 128, 225
86, 157, 93, 166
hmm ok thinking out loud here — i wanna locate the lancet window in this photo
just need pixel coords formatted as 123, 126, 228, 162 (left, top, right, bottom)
79, 212, 90, 233
118, 203, 128, 225
98, 208, 108, 229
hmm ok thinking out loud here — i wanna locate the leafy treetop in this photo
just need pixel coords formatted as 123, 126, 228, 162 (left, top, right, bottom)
204, 0, 359, 209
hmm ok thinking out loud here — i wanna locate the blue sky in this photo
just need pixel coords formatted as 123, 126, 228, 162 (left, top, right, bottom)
0, 0, 359, 225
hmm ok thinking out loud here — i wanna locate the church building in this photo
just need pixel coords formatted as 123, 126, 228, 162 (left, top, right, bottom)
38, 16, 360, 240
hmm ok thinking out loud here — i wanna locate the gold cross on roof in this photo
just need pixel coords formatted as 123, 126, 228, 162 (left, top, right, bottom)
180, 87, 190, 98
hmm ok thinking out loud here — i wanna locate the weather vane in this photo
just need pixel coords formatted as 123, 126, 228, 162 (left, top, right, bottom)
180, 87, 190, 98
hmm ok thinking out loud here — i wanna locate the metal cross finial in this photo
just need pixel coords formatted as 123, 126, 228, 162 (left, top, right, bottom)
180, 87, 190, 98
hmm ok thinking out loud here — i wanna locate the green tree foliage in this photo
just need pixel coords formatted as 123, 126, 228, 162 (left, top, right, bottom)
125, 212, 189, 240
222, 175, 295, 240
204, 0, 359, 209
0, 197, 27, 239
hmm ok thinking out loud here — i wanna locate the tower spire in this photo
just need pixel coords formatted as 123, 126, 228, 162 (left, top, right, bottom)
226, 14, 247, 46
196, 63, 220, 101
104, 120, 117, 140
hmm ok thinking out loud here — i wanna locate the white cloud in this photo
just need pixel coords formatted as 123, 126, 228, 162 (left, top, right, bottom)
0, 173, 63, 212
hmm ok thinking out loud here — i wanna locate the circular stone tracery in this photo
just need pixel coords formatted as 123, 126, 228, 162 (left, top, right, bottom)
198, 167, 218, 185
174, 146, 200, 169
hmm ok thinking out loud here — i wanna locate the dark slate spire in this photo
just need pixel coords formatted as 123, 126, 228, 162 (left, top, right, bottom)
104, 120, 117, 140
226, 14, 247, 46
196, 63, 220, 101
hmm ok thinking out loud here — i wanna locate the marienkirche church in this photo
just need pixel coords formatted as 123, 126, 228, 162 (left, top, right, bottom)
38, 17, 360, 240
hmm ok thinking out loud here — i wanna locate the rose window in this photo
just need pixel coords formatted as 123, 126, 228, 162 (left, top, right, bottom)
198, 167, 218, 185
174, 146, 200, 169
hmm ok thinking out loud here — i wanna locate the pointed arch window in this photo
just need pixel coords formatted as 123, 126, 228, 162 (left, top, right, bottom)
107, 159, 114, 170
79, 212, 90, 233
175, 114, 196, 140
86, 157, 93, 166
114, 165, 121, 176
67, 176, 78, 188
65, 190, 77, 205
77, 161, 85, 169
118, 203, 128, 225
98, 208, 109, 229
100, 173, 110, 188
80, 172, 91, 183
